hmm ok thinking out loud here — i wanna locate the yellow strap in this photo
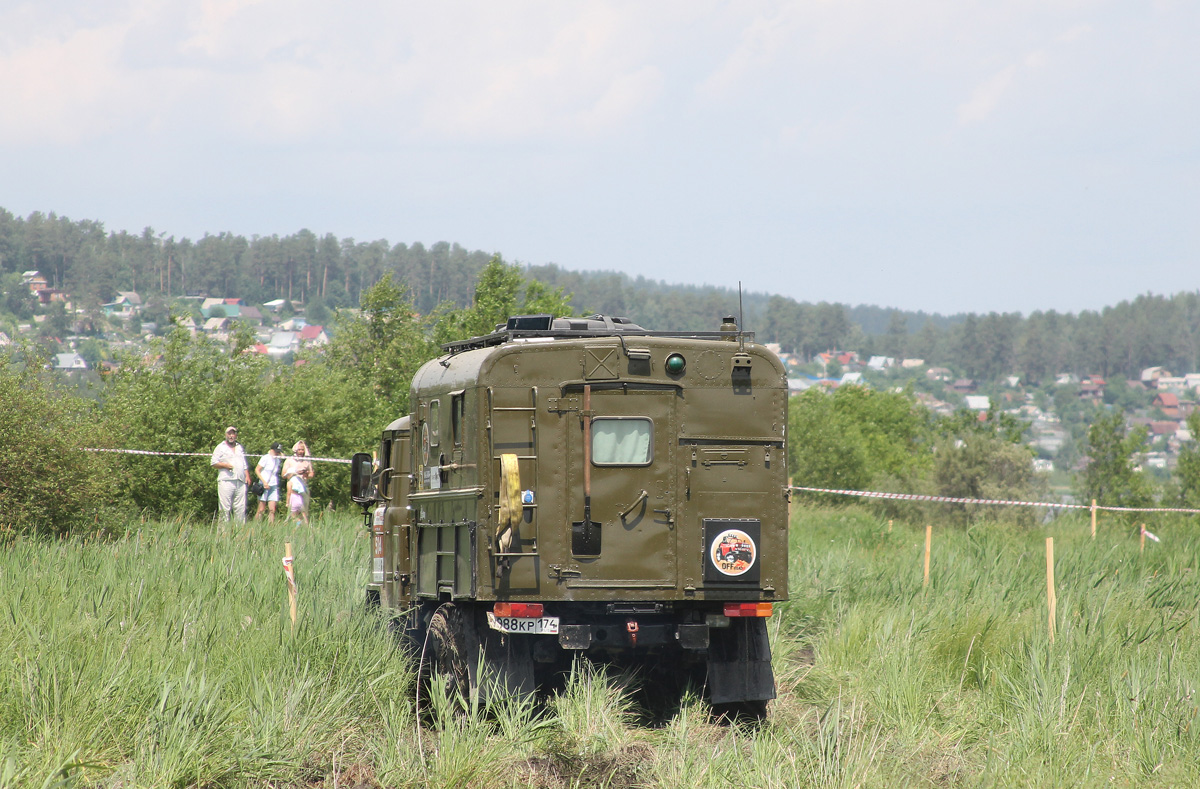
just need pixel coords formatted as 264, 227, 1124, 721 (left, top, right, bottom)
497, 453, 521, 537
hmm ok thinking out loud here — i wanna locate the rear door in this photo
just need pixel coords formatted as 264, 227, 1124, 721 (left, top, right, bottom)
567, 385, 677, 588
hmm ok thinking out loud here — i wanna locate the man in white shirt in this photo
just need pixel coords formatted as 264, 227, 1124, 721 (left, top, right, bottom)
211, 426, 252, 522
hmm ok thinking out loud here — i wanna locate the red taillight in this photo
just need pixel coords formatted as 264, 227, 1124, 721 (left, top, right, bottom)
493, 602, 544, 618
723, 602, 773, 618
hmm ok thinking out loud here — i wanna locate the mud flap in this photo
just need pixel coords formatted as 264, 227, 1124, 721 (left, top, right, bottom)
469, 610, 536, 702
706, 618, 775, 704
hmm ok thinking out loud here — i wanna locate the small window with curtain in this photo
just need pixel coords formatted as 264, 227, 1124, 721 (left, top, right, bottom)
451, 391, 465, 447
591, 417, 653, 466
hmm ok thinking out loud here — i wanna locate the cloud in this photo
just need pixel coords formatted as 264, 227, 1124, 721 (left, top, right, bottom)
696, 6, 796, 101
0, 16, 133, 144
1, 2, 667, 145
956, 62, 1023, 126
955, 22, 1092, 127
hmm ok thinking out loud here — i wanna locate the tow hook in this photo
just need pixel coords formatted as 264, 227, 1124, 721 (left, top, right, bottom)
626, 620, 639, 647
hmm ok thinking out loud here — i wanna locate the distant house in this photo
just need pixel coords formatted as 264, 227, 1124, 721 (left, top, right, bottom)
278, 317, 308, 332
867, 356, 894, 371
1150, 421, 1180, 438
1141, 366, 1170, 386
267, 331, 299, 358
840, 372, 863, 386
263, 298, 289, 313
901, 358, 925, 369
53, 352, 88, 370
817, 350, 858, 370
1153, 392, 1182, 419
787, 377, 816, 394
1079, 381, 1104, 404
204, 317, 232, 339
201, 297, 243, 319
950, 379, 976, 394
238, 305, 264, 324
102, 291, 142, 318
22, 270, 48, 295
298, 324, 329, 347
0, 331, 10, 347
1157, 377, 1189, 396
926, 367, 951, 381
964, 395, 991, 411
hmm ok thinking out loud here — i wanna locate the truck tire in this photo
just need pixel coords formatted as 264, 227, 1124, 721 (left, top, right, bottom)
419, 603, 475, 718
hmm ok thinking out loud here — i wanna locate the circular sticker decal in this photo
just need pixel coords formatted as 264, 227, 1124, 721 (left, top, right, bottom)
710, 528, 757, 576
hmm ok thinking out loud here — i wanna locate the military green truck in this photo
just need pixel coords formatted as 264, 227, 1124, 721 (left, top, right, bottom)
350, 313, 789, 716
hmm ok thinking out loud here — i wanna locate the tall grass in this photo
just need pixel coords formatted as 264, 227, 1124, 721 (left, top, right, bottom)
783, 507, 1200, 787
4, 507, 1200, 787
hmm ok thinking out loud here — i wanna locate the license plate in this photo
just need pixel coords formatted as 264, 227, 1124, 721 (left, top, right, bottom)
487, 612, 560, 634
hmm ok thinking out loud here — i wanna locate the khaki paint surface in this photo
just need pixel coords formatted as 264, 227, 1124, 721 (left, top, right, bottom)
382, 335, 788, 606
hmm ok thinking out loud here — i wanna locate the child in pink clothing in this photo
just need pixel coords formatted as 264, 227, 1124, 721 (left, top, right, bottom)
287, 473, 309, 525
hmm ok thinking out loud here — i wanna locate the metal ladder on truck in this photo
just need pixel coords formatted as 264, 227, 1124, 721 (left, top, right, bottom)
488, 385, 540, 561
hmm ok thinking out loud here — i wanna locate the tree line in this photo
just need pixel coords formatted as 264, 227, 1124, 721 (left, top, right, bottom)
3, 207, 1200, 382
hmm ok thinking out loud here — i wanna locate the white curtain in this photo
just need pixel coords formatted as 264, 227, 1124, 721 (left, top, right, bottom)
592, 419, 652, 465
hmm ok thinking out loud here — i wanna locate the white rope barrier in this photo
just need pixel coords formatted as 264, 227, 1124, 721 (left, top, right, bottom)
82, 447, 351, 464
789, 485, 1200, 514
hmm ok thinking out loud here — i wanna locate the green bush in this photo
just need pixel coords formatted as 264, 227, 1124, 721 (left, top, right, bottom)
789, 385, 931, 500
0, 358, 117, 537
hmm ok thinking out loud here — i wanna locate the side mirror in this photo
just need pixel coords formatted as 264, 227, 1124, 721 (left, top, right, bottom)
350, 452, 375, 503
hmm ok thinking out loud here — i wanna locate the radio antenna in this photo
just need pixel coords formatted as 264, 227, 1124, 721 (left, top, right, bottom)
738, 282, 745, 350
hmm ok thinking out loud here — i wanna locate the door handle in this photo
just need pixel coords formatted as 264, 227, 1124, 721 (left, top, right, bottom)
620, 490, 649, 522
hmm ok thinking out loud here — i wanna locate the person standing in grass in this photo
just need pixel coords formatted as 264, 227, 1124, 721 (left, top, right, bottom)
254, 442, 285, 523
287, 469, 310, 526
211, 426, 252, 523
282, 440, 315, 519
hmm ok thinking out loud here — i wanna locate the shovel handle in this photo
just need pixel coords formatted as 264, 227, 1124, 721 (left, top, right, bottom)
583, 384, 591, 497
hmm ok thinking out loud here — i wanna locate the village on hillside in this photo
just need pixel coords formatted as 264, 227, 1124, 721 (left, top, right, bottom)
771, 346, 1189, 478
1, 270, 331, 372
3, 268, 1192, 481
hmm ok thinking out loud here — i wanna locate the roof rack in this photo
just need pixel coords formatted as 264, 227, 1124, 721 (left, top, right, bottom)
440, 314, 753, 355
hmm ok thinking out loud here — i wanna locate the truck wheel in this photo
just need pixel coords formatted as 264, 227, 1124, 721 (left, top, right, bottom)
419, 603, 474, 718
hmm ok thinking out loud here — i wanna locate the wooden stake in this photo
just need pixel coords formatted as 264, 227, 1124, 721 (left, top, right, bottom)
888, 519, 893, 534
283, 542, 297, 628
1046, 537, 1056, 643
1090, 499, 1097, 539
1140, 524, 1146, 554
923, 524, 932, 587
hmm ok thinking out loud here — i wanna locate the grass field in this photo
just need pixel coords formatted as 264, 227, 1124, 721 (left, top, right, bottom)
4, 507, 1200, 788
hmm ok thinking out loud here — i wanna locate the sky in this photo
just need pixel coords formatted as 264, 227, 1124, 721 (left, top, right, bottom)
1, 1, 1197, 316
